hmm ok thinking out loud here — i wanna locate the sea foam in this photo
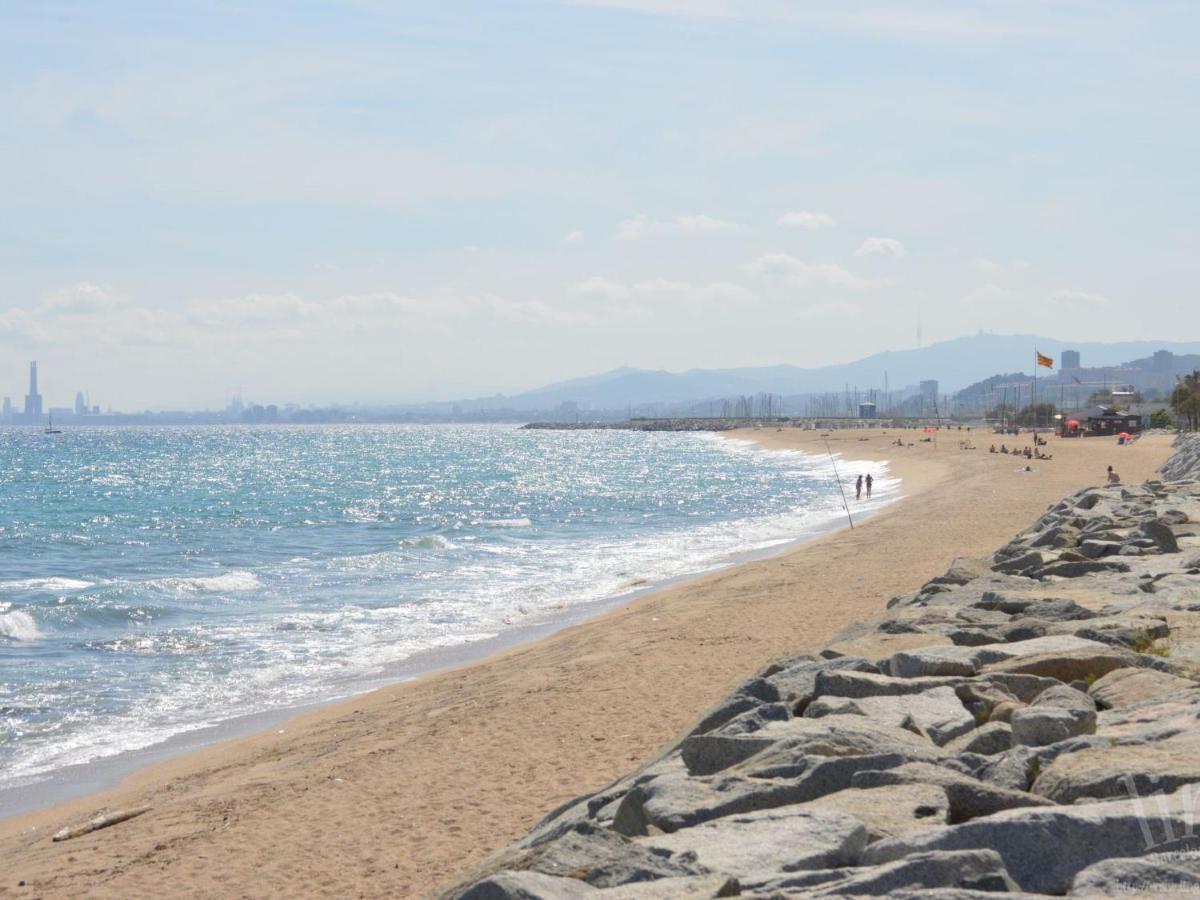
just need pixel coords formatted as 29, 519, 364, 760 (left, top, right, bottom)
0, 611, 43, 641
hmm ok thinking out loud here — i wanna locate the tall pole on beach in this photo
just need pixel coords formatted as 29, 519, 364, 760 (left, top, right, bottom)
824, 439, 854, 530
1032, 349, 1037, 433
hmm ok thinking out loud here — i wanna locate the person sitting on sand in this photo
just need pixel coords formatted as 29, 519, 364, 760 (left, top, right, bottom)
1000, 444, 1008, 453
989, 444, 996, 453
1107, 465, 1120, 484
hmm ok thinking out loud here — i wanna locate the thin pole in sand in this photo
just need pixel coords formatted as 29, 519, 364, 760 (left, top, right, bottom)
824, 438, 854, 530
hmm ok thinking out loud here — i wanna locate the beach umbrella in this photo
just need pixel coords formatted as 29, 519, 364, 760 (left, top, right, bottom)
1066, 419, 1079, 427
1118, 432, 1132, 439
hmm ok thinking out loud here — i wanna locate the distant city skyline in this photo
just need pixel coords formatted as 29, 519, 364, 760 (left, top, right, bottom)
4, 335, 1198, 424
2, 2, 1199, 408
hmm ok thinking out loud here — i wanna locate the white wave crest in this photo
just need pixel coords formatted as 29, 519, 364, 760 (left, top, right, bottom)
0, 611, 43, 641
480, 518, 532, 528
400, 535, 458, 551
0, 577, 93, 592
156, 571, 263, 593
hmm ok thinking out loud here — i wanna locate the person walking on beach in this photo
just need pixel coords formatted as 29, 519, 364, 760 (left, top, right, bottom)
855, 474, 863, 500
865, 473, 873, 498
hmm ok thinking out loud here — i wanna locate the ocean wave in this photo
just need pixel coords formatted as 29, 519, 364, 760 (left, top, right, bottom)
152, 571, 263, 593
343, 501, 383, 522
85, 633, 213, 656
400, 535, 458, 551
0, 577, 93, 592
0, 611, 43, 641
479, 518, 532, 528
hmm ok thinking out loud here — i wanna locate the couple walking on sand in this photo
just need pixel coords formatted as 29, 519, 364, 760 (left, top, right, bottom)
855, 473, 873, 500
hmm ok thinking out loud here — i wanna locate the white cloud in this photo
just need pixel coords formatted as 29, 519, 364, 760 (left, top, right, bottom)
747, 253, 876, 289
563, 229, 584, 243
39, 281, 126, 315
617, 213, 745, 241
778, 210, 835, 229
569, 276, 631, 303
856, 237, 906, 259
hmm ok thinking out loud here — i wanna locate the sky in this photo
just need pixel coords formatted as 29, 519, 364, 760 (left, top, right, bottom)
1, 1, 1198, 410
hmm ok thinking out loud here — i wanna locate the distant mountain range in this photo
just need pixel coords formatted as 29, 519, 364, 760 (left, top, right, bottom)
448, 334, 1200, 412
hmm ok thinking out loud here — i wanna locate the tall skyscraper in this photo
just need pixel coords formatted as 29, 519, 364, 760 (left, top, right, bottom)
24, 361, 43, 422
919, 379, 939, 413
1061, 349, 1081, 370
75, 391, 86, 415
1, 396, 11, 424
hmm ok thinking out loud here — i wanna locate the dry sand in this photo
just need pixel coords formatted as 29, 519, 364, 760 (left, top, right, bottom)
0, 427, 1174, 899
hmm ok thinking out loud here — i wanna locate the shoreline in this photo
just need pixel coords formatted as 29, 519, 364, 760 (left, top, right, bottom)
0, 441, 898, 821
0, 428, 1174, 898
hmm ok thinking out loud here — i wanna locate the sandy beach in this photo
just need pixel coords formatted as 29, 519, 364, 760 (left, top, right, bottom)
0, 427, 1175, 899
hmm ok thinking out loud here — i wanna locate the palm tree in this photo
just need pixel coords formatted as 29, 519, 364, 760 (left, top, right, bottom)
1171, 370, 1200, 431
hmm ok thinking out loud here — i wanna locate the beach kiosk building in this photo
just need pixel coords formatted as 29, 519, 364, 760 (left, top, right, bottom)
1070, 405, 1143, 437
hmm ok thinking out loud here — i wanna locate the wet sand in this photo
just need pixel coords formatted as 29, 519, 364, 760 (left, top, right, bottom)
0, 428, 1173, 899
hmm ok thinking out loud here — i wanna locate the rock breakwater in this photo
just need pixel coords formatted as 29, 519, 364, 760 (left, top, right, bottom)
442, 433, 1200, 898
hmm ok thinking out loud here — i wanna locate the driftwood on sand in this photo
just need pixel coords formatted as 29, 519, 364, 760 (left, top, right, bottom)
52, 807, 151, 842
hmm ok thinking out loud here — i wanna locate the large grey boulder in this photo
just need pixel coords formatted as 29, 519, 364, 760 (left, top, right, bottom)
806, 687, 976, 747
762, 849, 1019, 896
597, 876, 741, 898
1010, 705, 1097, 746
732, 721, 941, 780
1096, 688, 1200, 741
1032, 682, 1096, 711
1089, 667, 1197, 709
684, 714, 942, 780
803, 783, 950, 842
1033, 733, 1200, 803
518, 824, 709, 887
452, 872, 742, 899
1070, 855, 1200, 896
615, 753, 905, 835
638, 807, 867, 883
812, 669, 966, 699
862, 792, 1200, 894
764, 655, 877, 711
993, 550, 1055, 575
1141, 518, 1182, 553
944, 721, 1013, 756
454, 870, 596, 899
850, 761, 1052, 822
981, 644, 1152, 682
519, 754, 689, 850
1009, 682, 1098, 747
888, 635, 1110, 679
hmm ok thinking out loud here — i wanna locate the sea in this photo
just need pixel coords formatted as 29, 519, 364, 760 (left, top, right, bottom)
0, 424, 895, 808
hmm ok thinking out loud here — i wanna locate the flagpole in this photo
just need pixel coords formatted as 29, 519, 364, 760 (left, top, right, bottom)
1032, 349, 1037, 434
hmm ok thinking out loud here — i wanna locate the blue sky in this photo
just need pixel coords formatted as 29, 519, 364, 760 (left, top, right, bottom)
1, 1, 1197, 408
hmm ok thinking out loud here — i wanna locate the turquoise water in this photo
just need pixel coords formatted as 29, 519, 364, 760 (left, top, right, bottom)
0, 425, 894, 792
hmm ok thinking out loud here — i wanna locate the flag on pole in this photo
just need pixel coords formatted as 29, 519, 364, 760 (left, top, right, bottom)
1036, 350, 1054, 369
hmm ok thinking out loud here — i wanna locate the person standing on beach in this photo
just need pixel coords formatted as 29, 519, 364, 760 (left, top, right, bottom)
855, 474, 863, 500
865, 473, 873, 498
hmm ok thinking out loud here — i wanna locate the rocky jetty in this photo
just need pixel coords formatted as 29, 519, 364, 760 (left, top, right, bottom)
442, 434, 1200, 899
